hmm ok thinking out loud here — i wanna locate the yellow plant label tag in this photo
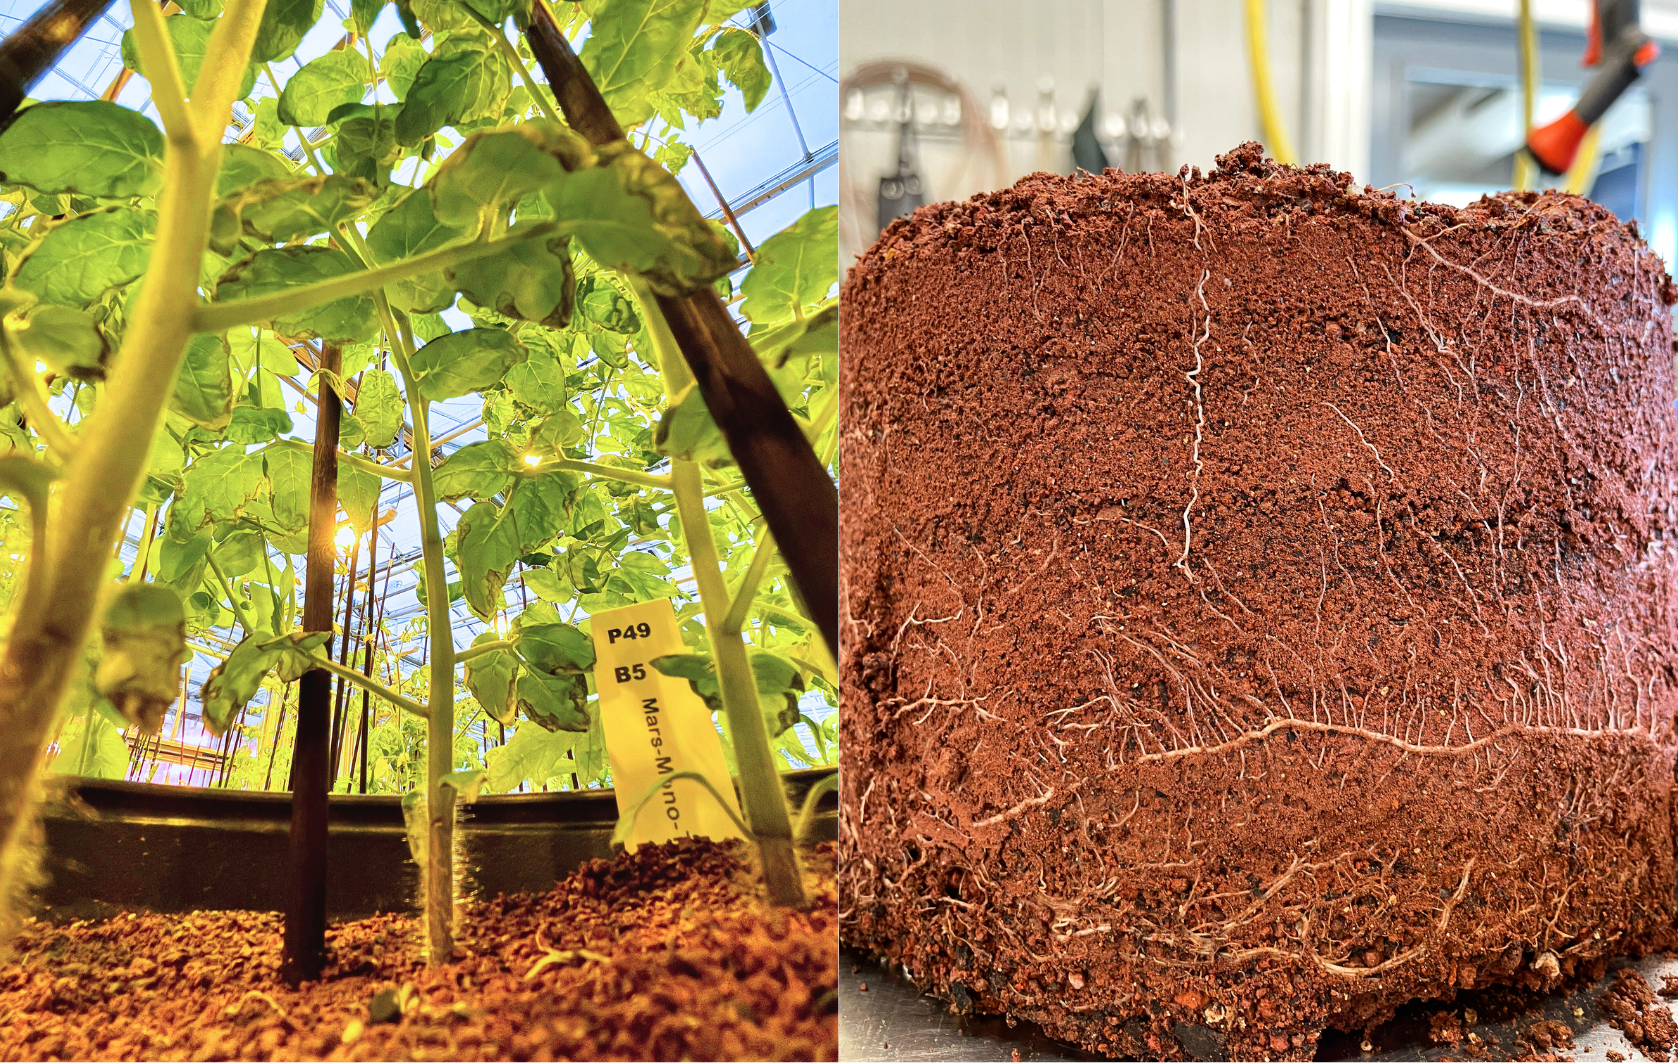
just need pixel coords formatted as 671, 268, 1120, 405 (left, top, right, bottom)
589, 598, 744, 851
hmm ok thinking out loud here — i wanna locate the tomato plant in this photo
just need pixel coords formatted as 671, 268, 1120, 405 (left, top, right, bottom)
0, 0, 837, 973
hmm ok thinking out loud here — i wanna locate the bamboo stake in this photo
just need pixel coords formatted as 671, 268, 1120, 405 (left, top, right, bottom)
283, 341, 341, 983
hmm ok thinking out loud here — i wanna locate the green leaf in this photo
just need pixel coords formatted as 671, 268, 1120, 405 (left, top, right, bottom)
409, 0, 475, 32
575, 273, 640, 333
465, 630, 518, 726
157, 527, 212, 590
251, 0, 326, 64
514, 621, 594, 675
222, 174, 379, 244
505, 357, 566, 416
532, 409, 583, 453
212, 528, 266, 577
263, 444, 312, 535
447, 234, 575, 328
214, 246, 379, 344
94, 584, 187, 734
751, 302, 837, 404
9, 304, 106, 379
379, 34, 427, 98
172, 333, 233, 429
246, 98, 287, 150
580, 0, 708, 128
426, 122, 578, 225
122, 15, 259, 101
277, 48, 370, 126
485, 722, 580, 791
14, 208, 155, 308
547, 146, 736, 295
339, 462, 380, 533
364, 189, 466, 314
51, 712, 131, 779
709, 28, 769, 112
216, 144, 294, 198
226, 406, 294, 443
200, 631, 330, 734
433, 438, 518, 502
394, 39, 511, 145
655, 382, 728, 464
327, 106, 404, 186
409, 328, 527, 401
455, 498, 520, 619
521, 565, 567, 601
739, 204, 838, 325
351, 0, 387, 36
0, 101, 163, 198
354, 368, 404, 448
516, 668, 588, 732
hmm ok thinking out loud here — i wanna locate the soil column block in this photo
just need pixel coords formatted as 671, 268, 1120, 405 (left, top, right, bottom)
837, 143, 1678, 1059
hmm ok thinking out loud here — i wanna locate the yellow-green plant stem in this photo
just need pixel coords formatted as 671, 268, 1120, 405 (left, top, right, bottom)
455, 639, 514, 664
126, 502, 158, 582
382, 299, 457, 963
307, 653, 430, 720
205, 551, 258, 637
274, 438, 411, 482
532, 457, 670, 491
630, 275, 806, 908
722, 524, 774, 636
194, 223, 558, 334
0, 0, 268, 941
0, 329, 78, 462
263, 62, 328, 175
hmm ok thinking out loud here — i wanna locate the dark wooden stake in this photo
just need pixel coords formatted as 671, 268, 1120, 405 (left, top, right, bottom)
328, 532, 361, 789
283, 343, 340, 985
524, 3, 838, 658
357, 509, 385, 794
0, 0, 118, 128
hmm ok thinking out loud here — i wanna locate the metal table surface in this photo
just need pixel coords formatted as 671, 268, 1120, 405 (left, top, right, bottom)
840, 944, 1678, 1061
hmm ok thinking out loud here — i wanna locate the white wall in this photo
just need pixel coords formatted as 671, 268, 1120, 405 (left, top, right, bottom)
838, 0, 1353, 184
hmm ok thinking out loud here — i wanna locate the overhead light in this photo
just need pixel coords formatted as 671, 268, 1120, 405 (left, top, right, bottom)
33, 361, 46, 375
335, 524, 357, 551
523, 454, 541, 466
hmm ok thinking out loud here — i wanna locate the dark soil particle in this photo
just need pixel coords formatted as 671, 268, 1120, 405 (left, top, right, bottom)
0, 838, 837, 1061
839, 142, 1678, 1060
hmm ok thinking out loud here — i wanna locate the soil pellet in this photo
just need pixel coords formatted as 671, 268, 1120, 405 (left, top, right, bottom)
0, 838, 837, 1061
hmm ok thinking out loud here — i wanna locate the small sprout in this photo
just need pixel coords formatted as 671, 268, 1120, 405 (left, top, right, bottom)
341, 1019, 364, 1045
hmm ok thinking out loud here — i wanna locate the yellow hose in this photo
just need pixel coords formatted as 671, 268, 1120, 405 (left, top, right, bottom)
1512, 0, 1539, 191
1244, 0, 1298, 166
1564, 121, 1603, 194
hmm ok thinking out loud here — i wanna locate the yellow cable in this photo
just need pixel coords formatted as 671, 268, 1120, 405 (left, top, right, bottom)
1244, 0, 1298, 166
1512, 0, 1539, 191
1564, 122, 1603, 195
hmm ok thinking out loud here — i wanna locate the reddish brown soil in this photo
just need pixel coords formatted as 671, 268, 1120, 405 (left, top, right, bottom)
1603, 969, 1678, 1060
838, 142, 1678, 1059
0, 839, 837, 1061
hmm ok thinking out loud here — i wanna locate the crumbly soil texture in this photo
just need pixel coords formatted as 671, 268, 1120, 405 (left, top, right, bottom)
838, 142, 1678, 1060
0, 839, 838, 1061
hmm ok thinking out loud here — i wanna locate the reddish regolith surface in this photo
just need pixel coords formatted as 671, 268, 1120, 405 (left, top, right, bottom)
0, 838, 837, 1061
838, 143, 1678, 1060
